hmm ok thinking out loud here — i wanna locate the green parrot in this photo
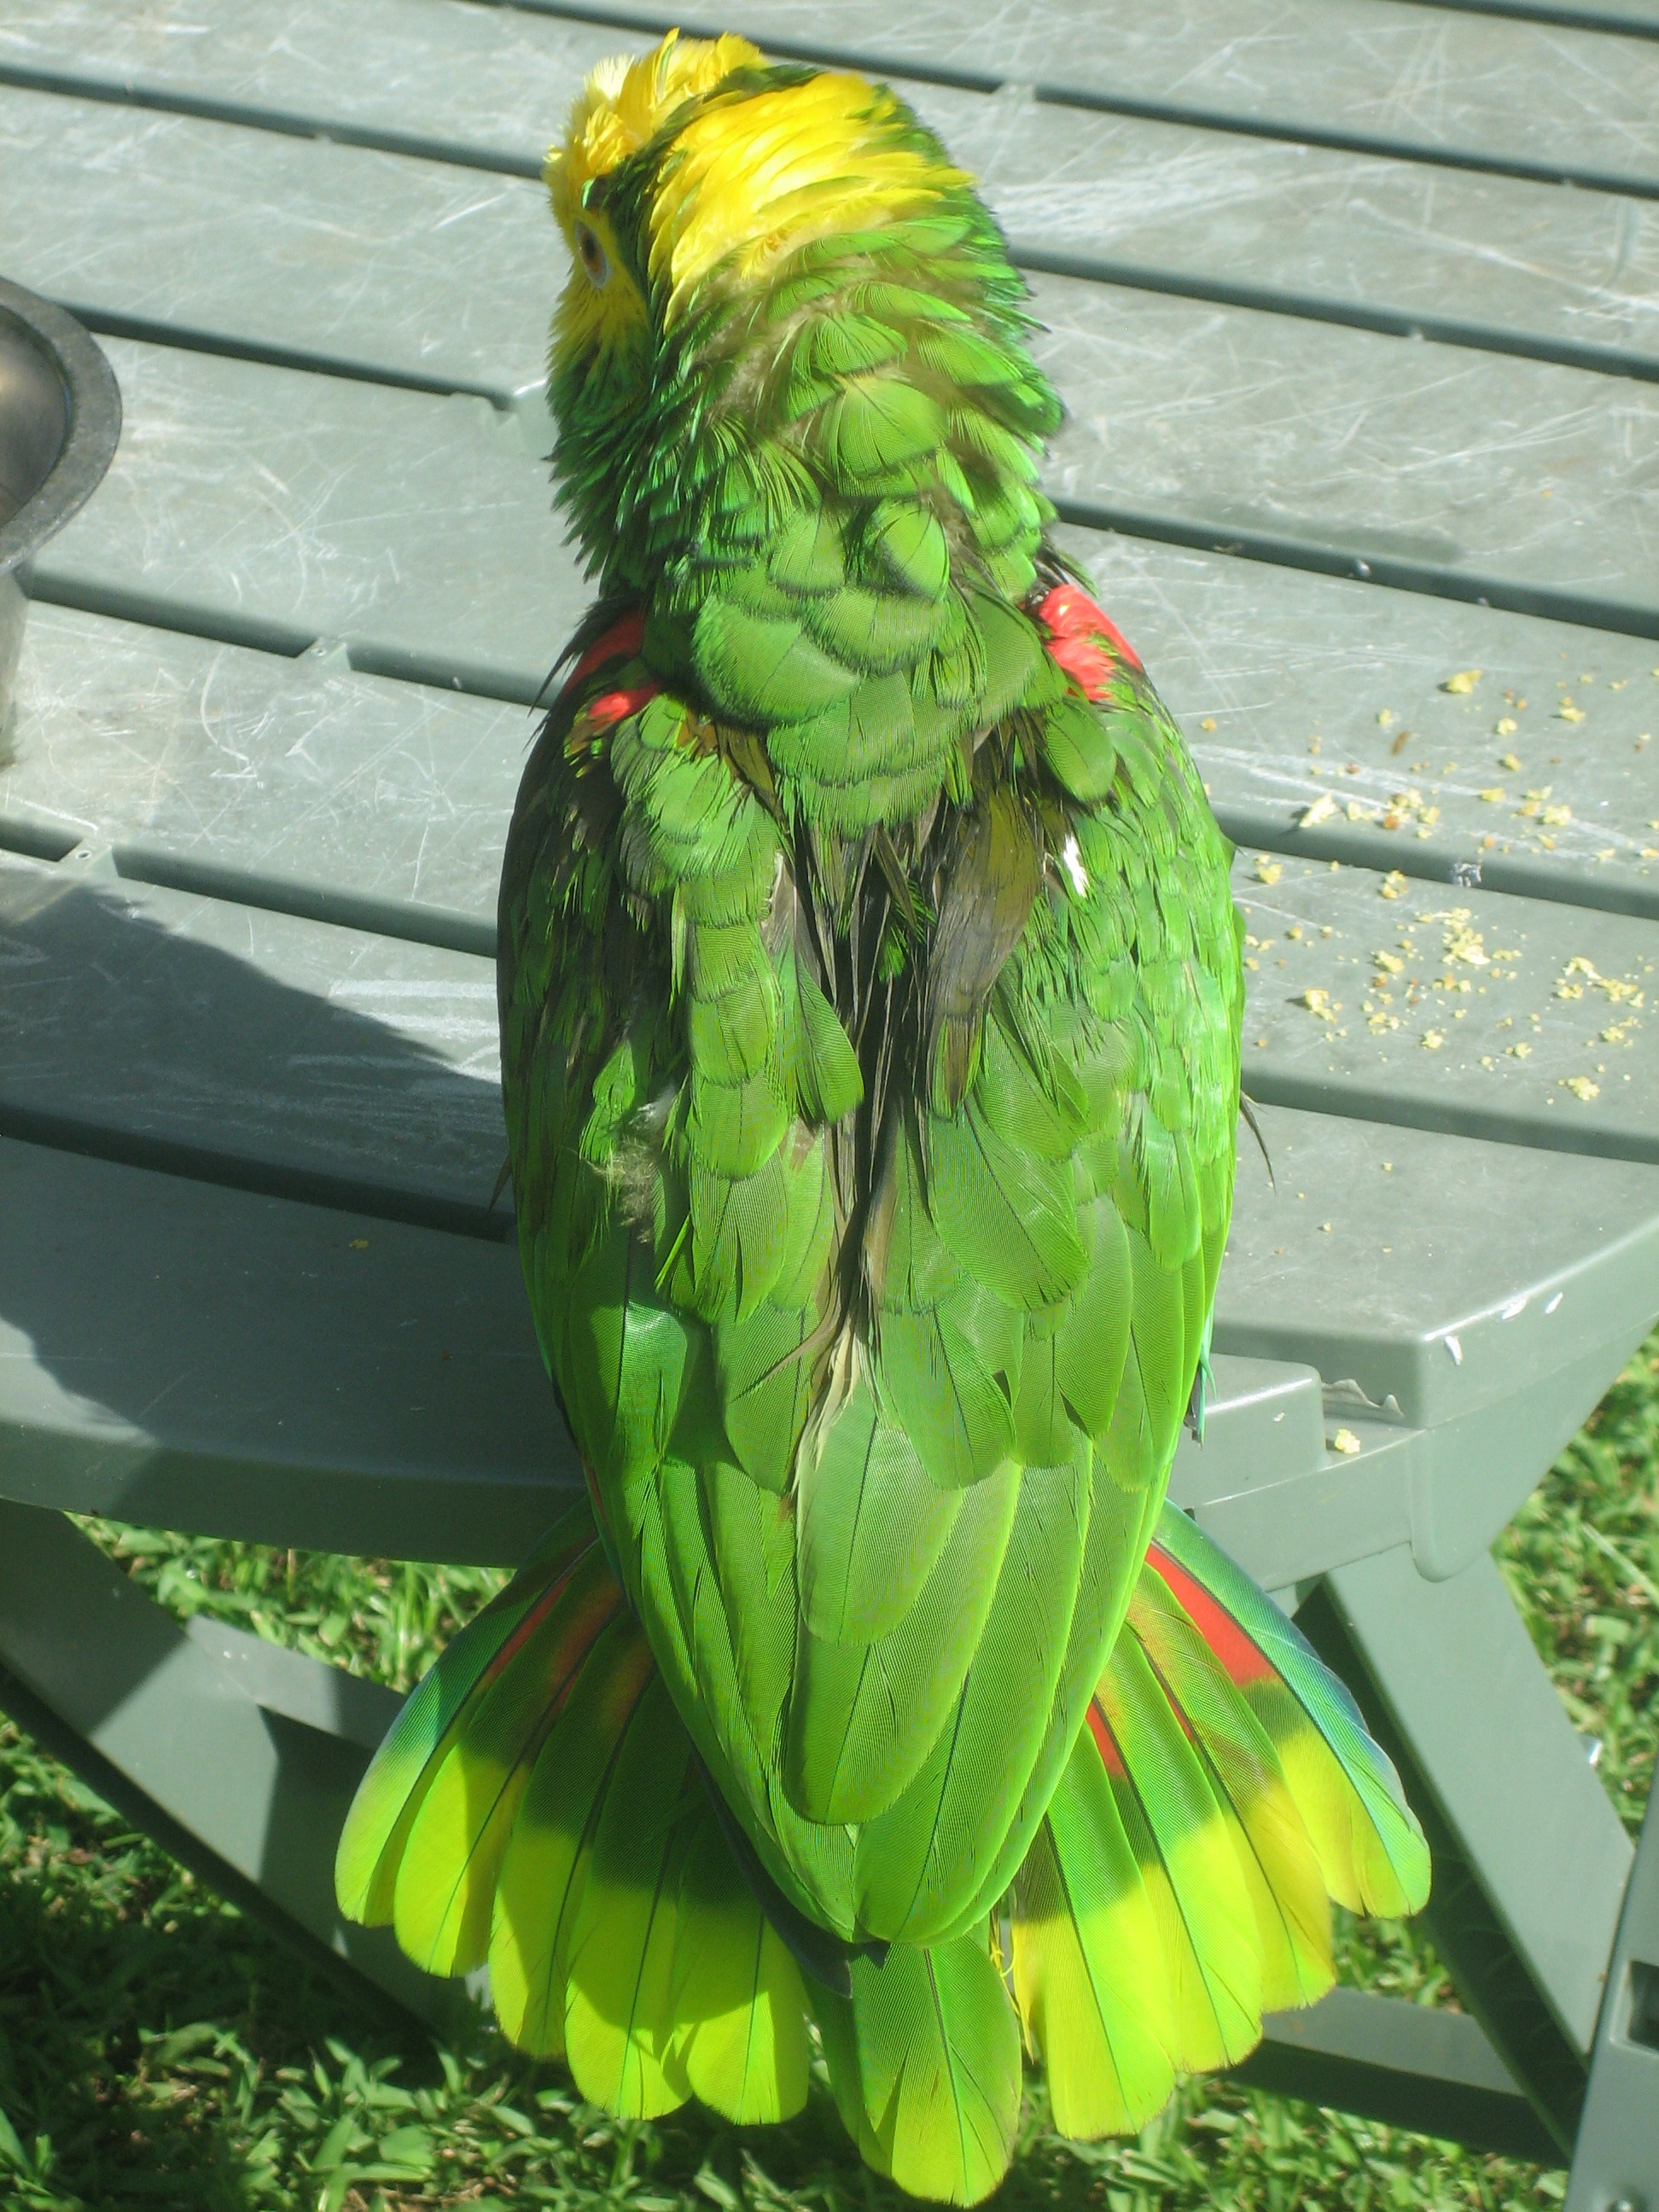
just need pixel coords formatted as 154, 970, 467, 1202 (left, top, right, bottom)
338, 32, 1429, 2200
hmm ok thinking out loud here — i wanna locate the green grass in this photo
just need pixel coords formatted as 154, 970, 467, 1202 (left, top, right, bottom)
1, 1334, 1654, 2212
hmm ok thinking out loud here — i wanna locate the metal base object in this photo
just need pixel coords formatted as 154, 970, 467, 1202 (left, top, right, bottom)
0, 278, 121, 739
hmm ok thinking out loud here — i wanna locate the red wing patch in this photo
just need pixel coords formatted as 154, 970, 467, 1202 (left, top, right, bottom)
564, 607, 648, 696
1033, 583, 1144, 696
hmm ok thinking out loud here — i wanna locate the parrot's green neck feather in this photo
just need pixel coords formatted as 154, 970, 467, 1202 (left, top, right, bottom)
549, 65, 1063, 824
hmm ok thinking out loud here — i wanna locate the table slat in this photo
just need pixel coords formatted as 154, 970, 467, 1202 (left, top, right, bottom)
7, 69, 1658, 386
0, 1137, 568, 1561
11, 548, 1659, 944
6, 0, 1658, 193
1030, 273, 1659, 635
11, 834, 1659, 1212
29, 339, 583, 701
1217, 1105, 1659, 1427
3, 606, 521, 946
1239, 855, 1659, 1161
4, 1122, 1653, 1569
572, 0, 1659, 195
27, 319, 1659, 758
0, 853, 504, 1217
1058, 528, 1659, 920
0, 87, 549, 399
6, 820, 1657, 1432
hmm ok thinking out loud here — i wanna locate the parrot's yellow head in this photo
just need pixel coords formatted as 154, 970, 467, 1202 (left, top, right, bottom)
541, 32, 981, 586
545, 31, 963, 362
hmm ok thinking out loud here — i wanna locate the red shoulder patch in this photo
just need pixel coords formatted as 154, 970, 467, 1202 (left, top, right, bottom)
585, 683, 662, 730
1033, 584, 1143, 697
563, 606, 648, 696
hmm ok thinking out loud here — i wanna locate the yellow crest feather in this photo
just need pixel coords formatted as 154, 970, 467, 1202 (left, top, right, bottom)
545, 31, 765, 238
545, 32, 972, 329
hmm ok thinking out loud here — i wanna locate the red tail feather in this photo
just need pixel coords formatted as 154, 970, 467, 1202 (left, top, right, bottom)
1144, 1543, 1275, 1687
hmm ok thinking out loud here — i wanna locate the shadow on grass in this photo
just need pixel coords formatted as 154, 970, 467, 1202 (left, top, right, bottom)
0, 1719, 401, 2209
0, 1709, 1551, 2212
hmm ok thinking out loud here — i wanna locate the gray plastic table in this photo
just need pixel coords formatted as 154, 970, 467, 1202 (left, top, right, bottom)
1, 0, 1657, 2197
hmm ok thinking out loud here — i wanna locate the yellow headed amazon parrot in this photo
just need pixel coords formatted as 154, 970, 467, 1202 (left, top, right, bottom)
337, 34, 1429, 2200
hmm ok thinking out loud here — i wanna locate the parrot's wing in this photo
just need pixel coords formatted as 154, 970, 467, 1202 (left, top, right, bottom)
496, 584, 1243, 1949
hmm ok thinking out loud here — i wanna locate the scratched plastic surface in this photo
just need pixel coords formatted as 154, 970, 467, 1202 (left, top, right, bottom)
1237, 855, 1659, 1158
0, 1136, 568, 1561
1220, 1105, 1659, 1427
567, 0, 1659, 195
1029, 273, 1659, 632
7, 61, 1659, 383
2, 606, 522, 945
0, 852, 504, 1214
0, 0, 1656, 1574
6, 0, 1658, 191
3, 1095, 1655, 1557
913, 84, 1659, 379
28, 317, 1659, 730
1057, 527, 1659, 918
0, 88, 551, 398
29, 339, 585, 698
11, 818, 1659, 1217
10, 550, 1659, 957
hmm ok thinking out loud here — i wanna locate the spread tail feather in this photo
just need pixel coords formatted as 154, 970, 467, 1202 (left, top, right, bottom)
335, 1499, 809, 2126
1010, 1503, 1431, 2140
812, 1936, 1022, 2206
336, 1497, 1428, 2192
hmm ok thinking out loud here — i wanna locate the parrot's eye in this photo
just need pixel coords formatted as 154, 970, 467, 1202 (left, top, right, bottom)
574, 222, 610, 288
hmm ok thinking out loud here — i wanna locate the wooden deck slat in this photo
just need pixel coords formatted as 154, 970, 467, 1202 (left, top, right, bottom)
7, 65, 1659, 385
6, 0, 1659, 194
